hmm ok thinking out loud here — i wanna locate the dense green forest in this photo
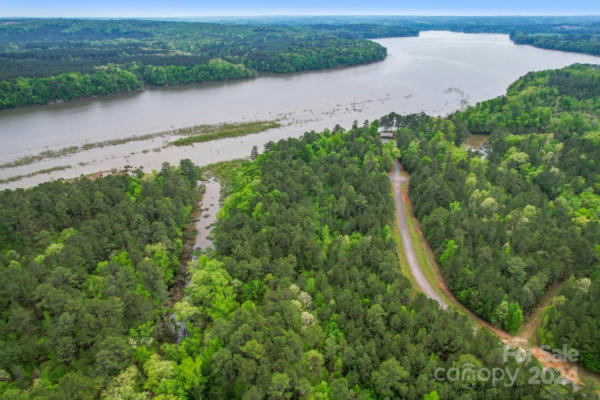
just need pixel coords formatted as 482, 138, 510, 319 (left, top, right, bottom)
537, 276, 600, 374
0, 19, 404, 80
1, 124, 592, 398
0, 19, 396, 108
390, 64, 600, 368
511, 32, 600, 57
0, 161, 203, 398
168, 16, 600, 57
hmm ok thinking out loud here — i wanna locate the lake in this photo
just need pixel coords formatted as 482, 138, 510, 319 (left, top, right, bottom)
1, 31, 599, 188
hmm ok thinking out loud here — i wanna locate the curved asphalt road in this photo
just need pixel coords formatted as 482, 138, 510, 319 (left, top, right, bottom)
390, 160, 448, 309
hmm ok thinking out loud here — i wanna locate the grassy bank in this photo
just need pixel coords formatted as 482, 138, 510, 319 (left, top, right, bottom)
0, 165, 72, 185
169, 121, 281, 146
0, 120, 280, 170
200, 158, 248, 195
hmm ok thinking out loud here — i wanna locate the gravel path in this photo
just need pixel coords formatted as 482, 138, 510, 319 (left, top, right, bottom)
390, 160, 448, 309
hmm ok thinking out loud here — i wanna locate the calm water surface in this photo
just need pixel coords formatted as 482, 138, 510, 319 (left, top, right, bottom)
2, 31, 600, 188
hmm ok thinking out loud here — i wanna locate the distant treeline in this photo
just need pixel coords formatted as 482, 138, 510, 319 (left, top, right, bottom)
0, 19, 396, 108
511, 31, 600, 57
0, 60, 257, 108
2, 17, 600, 109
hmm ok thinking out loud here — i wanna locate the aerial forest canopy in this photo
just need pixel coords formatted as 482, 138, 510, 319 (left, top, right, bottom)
0, 122, 594, 398
390, 64, 600, 372
0, 161, 204, 398
0, 19, 400, 109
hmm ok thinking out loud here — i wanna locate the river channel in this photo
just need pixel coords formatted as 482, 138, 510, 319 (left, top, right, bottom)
2, 31, 599, 188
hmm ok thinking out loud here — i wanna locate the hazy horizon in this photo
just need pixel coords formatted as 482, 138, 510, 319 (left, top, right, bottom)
2, 0, 600, 18
4, 13, 600, 18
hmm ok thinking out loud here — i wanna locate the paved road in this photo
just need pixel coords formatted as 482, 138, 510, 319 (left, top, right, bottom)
390, 160, 448, 309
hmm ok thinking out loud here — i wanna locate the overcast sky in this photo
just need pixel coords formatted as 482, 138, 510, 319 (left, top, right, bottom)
2, 0, 600, 18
